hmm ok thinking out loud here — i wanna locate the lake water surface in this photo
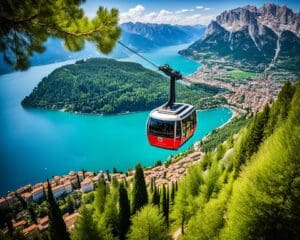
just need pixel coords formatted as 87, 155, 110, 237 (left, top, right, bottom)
0, 44, 231, 195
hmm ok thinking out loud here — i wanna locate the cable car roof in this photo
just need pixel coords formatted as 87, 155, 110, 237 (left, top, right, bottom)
149, 103, 195, 121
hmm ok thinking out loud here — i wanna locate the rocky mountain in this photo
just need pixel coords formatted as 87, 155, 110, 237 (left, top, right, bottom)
120, 22, 206, 48
0, 23, 206, 75
179, 4, 300, 73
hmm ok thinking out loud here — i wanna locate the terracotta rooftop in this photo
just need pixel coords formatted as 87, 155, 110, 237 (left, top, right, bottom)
38, 216, 49, 226
23, 224, 38, 235
13, 220, 26, 229
64, 213, 80, 231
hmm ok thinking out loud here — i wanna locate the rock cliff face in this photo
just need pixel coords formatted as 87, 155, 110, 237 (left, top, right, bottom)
180, 4, 300, 73
121, 22, 206, 47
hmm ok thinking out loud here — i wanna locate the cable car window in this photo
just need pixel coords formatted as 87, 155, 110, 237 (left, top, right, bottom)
191, 110, 197, 127
176, 121, 181, 138
182, 111, 194, 138
149, 118, 175, 138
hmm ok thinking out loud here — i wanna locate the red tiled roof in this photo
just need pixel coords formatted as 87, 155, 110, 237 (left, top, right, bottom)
23, 224, 38, 235
13, 220, 26, 229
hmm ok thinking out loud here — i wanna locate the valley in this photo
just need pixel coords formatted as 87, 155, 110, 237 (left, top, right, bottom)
179, 3, 300, 77
1, 1, 300, 239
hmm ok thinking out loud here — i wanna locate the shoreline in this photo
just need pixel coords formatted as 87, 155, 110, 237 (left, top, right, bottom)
23, 104, 233, 118
2, 106, 235, 197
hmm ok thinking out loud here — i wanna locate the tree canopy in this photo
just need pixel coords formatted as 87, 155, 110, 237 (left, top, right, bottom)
0, 0, 120, 70
127, 205, 167, 240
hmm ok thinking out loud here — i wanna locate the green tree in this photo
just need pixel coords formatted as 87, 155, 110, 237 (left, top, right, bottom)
131, 163, 148, 214
94, 177, 109, 215
128, 205, 167, 240
234, 105, 270, 172
170, 182, 175, 204
71, 205, 99, 240
221, 84, 300, 240
161, 185, 169, 225
118, 184, 130, 240
102, 190, 119, 237
264, 81, 295, 137
172, 179, 193, 235
0, 0, 120, 70
47, 180, 70, 240
76, 174, 81, 189
66, 196, 75, 214
183, 179, 233, 240
151, 185, 160, 206
28, 203, 38, 224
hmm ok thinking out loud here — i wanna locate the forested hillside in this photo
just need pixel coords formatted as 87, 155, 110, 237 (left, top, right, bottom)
22, 58, 224, 114
2, 82, 300, 240
176, 81, 300, 239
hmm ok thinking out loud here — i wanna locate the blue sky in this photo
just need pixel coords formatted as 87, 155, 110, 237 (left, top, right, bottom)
82, 0, 300, 25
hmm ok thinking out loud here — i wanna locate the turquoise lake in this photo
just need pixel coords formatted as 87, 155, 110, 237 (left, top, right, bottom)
0, 44, 232, 195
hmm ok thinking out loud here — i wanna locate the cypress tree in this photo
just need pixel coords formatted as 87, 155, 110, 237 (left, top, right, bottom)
166, 186, 169, 225
106, 169, 111, 182
171, 182, 175, 203
118, 184, 131, 240
132, 163, 148, 214
162, 185, 169, 225
150, 178, 154, 193
76, 174, 81, 189
152, 185, 160, 206
42, 186, 47, 201
47, 180, 70, 240
94, 177, 108, 215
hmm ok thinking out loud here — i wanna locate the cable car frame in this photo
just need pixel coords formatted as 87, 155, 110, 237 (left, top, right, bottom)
147, 65, 197, 150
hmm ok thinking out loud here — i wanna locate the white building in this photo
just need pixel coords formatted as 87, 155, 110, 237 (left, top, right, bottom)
52, 185, 65, 200
64, 182, 73, 194
32, 186, 44, 201
81, 178, 94, 193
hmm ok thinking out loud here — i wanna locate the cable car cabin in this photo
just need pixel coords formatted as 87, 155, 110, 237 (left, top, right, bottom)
147, 103, 197, 150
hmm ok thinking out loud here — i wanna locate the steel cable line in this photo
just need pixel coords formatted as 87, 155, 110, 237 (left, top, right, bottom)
117, 40, 160, 69
117, 40, 195, 83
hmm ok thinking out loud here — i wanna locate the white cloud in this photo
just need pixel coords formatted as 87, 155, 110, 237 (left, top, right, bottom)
119, 5, 145, 22
120, 5, 215, 25
196, 6, 204, 9
204, 7, 211, 11
175, 9, 194, 14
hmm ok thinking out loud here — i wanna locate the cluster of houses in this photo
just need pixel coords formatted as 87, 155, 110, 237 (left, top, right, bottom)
11, 212, 80, 236
0, 170, 97, 209
187, 66, 282, 114
143, 151, 203, 186
226, 79, 281, 113
0, 150, 203, 236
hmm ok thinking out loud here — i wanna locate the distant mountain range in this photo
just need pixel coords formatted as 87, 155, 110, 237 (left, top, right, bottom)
0, 23, 206, 75
179, 3, 300, 73
120, 22, 205, 49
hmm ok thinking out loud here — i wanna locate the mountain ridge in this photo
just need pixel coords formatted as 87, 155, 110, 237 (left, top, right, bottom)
179, 3, 300, 73
0, 23, 206, 75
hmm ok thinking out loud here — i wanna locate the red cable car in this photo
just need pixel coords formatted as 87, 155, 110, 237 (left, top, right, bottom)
147, 65, 197, 150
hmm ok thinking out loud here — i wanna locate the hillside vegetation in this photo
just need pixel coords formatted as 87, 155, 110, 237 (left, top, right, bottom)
176, 81, 300, 239
22, 58, 224, 114
2, 82, 299, 240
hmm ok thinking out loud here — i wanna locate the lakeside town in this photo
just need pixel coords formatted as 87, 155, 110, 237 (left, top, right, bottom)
0, 64, 289, 237
0, 149, 203, 236
186, 64, 284, 113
